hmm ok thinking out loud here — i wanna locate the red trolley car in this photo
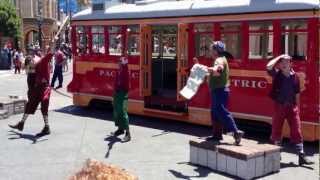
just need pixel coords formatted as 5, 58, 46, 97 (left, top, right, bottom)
68, 0, 319, 141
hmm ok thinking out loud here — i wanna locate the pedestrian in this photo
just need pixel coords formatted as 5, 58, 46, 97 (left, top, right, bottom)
266, 54, 314, 166
1, 46, 10, 69
14, 49, 23, 74
206, 41, 244, 145
9, 45, 54, 137
8, 48, 13, 69
62, 43, 71, 72
111, 56, 131, 142
50, 46, 65, 89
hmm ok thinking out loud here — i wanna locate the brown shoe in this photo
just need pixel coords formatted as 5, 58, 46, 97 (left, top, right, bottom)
122, 131, 131, 142
8, 121, 24, 131
111, 128, 124, 136
234, 130, 244, 145
36, 125, 51, 137
299, 153, 314, 166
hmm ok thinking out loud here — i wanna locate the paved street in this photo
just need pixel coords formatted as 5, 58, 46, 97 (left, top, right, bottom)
0, 67, 319, 180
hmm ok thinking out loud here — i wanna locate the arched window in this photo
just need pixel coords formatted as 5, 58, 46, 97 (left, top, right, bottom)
127, 25, 140, 56
91, 26, 105, 54
249, 21, 273, 60
221, 22, 242, 59
194, 23, 213, 58
76, 26, 89, 55
108, 26, 122, 56
281, 20, 307, 61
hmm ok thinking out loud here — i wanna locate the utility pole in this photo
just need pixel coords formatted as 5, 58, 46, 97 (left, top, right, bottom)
57, 0, 60, 21
37, 0, 43, 48
65, 0, 71, 44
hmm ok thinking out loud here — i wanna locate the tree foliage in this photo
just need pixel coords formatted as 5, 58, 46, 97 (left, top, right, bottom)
0, 0, 21, 38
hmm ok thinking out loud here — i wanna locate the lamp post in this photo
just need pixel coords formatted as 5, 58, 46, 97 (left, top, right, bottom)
65, 0, 71, 44
37, 0, 43, 48
57, 0, 60, 21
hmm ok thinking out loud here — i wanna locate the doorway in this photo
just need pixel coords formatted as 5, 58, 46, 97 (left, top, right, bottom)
143, 25, 187, 112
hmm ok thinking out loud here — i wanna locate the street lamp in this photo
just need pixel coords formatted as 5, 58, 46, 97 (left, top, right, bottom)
37, 0, 43, 48
65, 0, 72, 44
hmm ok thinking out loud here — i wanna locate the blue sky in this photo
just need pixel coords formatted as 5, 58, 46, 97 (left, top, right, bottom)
59, 0, 78, 14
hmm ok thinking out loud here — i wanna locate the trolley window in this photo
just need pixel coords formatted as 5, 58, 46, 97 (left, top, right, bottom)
108, 26, 123, 56
281, 20, 307, 61
76, 26, 89, 55
249, 21, 273, 60
152, 25, 177, 58
220, 22, 242, 59
194, 23, 213, 58
91, 26, 105, 54
127, 25, 140, 56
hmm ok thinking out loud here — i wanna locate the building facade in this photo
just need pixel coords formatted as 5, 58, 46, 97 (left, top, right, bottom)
13, 0, 59, 50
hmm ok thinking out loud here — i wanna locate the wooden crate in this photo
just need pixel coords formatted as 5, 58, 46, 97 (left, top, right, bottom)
0, 97, 14, 116
12, 99, 26, 114
0, 109, 9, 120
0, 96, 27, 116
189, 135, 280, 180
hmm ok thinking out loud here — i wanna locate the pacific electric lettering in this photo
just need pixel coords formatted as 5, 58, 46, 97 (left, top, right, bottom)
99, 69, 139, 79
98, 70, 267, 89
231, 79, 267, 89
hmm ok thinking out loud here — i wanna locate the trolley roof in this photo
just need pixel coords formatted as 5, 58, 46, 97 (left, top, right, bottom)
72, 0, 319, 21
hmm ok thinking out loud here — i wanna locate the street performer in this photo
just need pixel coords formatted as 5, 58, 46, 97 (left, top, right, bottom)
207, 41, 244, 145
25, 48, 40, 93
9, 45, 54, 137
266, 54, 313, 166
111, 56, 131, 142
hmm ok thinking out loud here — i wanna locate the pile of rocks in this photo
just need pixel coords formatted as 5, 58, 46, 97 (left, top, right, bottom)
70, 159, 138, 180
0, 96, 26, 120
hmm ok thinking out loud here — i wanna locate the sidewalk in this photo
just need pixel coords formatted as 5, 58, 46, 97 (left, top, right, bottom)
1, 106, 318, 180
0, 69, 13, 74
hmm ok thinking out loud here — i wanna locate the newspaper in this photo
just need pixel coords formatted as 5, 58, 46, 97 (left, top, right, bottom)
179, 63, 209, 100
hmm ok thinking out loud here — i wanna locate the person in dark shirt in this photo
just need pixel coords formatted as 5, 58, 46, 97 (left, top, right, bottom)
50, 46, 65, 89
111, 57, 131, 142
267, 54, 313, 166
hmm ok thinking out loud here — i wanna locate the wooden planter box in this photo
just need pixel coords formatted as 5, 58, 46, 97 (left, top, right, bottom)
0, 96, 26, 116
0, 109, 9, 120
189, 135, 280, 180
0, 97, 14, 116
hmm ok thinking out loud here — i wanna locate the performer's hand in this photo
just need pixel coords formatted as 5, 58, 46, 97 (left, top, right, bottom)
208, 67, 221, 76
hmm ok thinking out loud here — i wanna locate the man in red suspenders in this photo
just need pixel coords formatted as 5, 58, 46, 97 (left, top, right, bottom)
267, 54, 314, 166
111, 57, 131, 142
9, 45, 54, 137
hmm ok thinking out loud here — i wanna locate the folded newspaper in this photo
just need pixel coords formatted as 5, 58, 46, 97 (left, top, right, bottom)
179, 63, 209, 100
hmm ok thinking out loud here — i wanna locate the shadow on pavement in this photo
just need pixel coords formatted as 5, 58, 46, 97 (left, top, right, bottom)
55, 105, 319, 156
104, 135, 121, 158
280, 161, 314, 170
278, 140, 319, 158
169, 162, 236, 180
55, 105, 212, 138
7, 130, 48, 144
